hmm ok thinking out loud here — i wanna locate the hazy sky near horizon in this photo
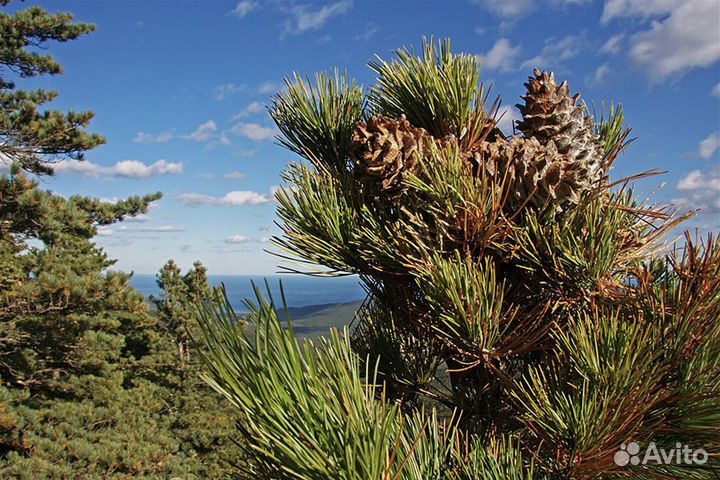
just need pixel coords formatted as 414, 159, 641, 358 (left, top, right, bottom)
9, 0, 720, 274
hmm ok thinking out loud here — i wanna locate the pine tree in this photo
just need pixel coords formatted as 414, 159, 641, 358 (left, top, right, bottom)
0, 1, 105, 174
148, 260, 239, 476
198, 39, 720, 479
0, 3, 237, 477
152, 260, 211, 369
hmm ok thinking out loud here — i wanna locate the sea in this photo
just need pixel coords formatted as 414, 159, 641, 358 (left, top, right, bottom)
129, 274, 366, 310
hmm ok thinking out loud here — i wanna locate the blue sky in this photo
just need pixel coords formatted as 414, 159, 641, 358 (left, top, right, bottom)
10, 0, 720, 274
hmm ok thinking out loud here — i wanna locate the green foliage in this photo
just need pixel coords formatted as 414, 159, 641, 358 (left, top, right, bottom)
592, 100, 633, 164
0, 5, 237, 475
152, 259, 212, 368
198, 39, 720, 478
199, 285, 535, 480
0, 2, 104, 174
368, 37, 498, 150
270, 70, 364, 176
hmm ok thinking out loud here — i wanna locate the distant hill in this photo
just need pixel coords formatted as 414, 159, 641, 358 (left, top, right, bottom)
277, 300, 364, 338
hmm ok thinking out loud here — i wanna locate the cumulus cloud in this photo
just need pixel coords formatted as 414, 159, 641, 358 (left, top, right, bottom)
232, 101, 265, 120
96, 224, 182, 237
472, 0, 535, 17
178, 190, 273, 207
53, 159, 183, 179
674, 168, 720, 218
521, 32, 587, 69
551, 0, 592, 6
601, 0, 681, 24
496, 105, 519, 135
117, 225, 185, 233
133, 131, 175, 144
232, 122, 277, 141
122, 213, 151, 223
258, 81, 283, 95
229, 1, 351, 38
678, 169, 720, 192
602, 0, 720, 82
479, 38, 520, 72
134, 121, 224, 146
600, 34, 623, 55
223, 171, 246, 180
114, 160, 183, 178
699, 132, 720, 159
230, 0, 257, 18
214, 83, 247, 101
224, 235, 270, 244
225, 235, 253, 244
282, 0, 352, 36
712, 83, 720, 98
186, 120, 217, 142
586, 64, 611, 87
96, 226, 114, 237
354, 24, 378, 42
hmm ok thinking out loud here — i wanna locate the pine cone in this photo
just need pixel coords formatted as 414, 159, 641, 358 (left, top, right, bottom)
481, 137, 589, 209
516, 70, 605, 188
350, 115, 432, 198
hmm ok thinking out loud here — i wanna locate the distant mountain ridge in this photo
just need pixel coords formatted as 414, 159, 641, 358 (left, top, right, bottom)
277, 300, 364, 338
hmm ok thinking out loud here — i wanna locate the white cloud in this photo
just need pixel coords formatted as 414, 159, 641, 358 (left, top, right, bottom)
117, 225, 185, 233
699, 132, 720, 159
96, 226, 113, 237
225, 235, 271, 244
479, 38, 520, 72
114, 160, 183, 178
53, 159, 183, 179
52, 160, 100, 176
205, 133, 232, 150
186, 120, 217, 142
521, 32, 587, 69
282, 0, 352, 36
600, 34, 624, 55
214, 83, 247, 101
603, 0, 720, 81
354, 24, 378, 42
236, 149, 257, 157
496, 105, 519, 135
225, 235, 253, 244
232, 122, 277, 141
587, 64, 611, 87
122, 213, 151, 223
223, 171, 247, 180
134, 122, 221, 145
133, 131, 175, 144
230, 0, 257, 18
678, 169, 720, 191
178, 190, 273, 207
551, 0, 591, 6
601, 0, 680, 25
258, 81, 283, 95
674, 168, 720, 217
712, 83, 720, 98
473, 0, 535, 17
316, 34, 332, 44
232, 101, 265, 120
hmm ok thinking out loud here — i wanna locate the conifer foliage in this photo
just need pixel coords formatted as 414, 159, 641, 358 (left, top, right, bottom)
0, 3, 237, 477
0, 0, 104, 174
199, 39, 719, 478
